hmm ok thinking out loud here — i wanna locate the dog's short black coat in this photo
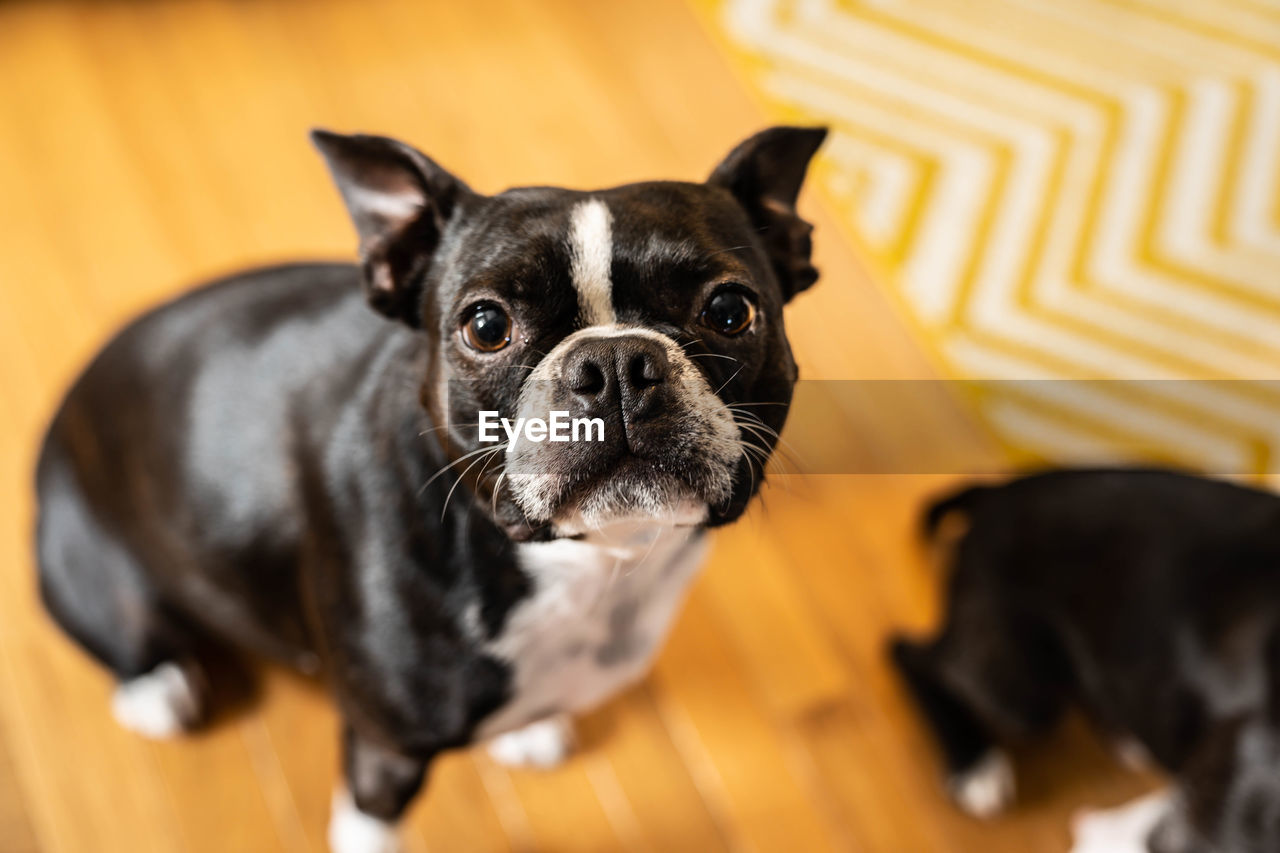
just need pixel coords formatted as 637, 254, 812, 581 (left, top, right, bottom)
893, 468, 1280, 853
35, 126, 827, 848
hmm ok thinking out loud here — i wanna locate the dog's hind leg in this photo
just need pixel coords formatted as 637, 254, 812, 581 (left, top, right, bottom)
1070, 790, 1174, 853
36, 452, 207, 739
893, 596, 1073, 818
891, 637, 1016, 818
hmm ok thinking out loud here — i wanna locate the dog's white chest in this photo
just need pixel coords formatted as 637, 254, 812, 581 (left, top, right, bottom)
473, 525, 707, 739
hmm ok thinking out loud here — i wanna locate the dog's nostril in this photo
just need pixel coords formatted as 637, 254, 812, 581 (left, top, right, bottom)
627, 352, 667, 391
571, 361, 606, 396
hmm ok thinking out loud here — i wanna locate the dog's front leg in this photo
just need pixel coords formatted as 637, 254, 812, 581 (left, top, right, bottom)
487, 713, 576, 768
329, 726, 429, 853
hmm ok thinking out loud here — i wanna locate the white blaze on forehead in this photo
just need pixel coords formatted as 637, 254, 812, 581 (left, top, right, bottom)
568, 199, 615, 325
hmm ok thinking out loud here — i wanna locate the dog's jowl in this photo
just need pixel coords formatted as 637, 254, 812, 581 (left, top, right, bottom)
34, 126, 826, 852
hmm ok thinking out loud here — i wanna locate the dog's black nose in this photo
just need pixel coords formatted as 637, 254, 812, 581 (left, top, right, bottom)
564, 335, 670, 424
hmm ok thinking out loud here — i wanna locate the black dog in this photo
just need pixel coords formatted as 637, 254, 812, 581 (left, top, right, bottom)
35, 126, 826, 853
892, 469, 1280, 853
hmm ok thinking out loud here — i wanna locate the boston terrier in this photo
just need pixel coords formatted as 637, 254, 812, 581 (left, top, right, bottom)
892, 469, 1280, 853
34, 125, 827, 853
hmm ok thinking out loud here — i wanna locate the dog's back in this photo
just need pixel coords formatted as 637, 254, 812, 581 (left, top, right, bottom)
926, 468, 1280, 618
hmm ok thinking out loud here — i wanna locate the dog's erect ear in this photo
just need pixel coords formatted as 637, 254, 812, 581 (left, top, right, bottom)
708, 126, 828, 301
312, 130, 471, 325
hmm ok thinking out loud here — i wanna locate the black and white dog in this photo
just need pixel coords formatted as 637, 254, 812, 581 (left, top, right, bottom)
893, 469, 1280, 853
35, 126, 826, 852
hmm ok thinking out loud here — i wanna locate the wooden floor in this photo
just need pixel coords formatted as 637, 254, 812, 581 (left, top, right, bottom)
0, 1, 1155, 851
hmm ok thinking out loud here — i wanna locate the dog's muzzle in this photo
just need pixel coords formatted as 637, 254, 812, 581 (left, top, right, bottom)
504, 327, 741, 529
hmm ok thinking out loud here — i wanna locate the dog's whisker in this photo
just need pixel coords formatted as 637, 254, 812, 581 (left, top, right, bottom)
419, 442, 509, 496
728, 405, 773, 420
476, 443, 506, 484
737, 435, 771, 455
730, 412, 804, 466
731, 411, 777, 434
736, 434, 793, 486
747, 446, 792, 494
470, 447, 507, 516
733, 420, 778, 444
441, 445, 508, 521
490, 468, 510, 517
738, 443, 773, 470
419, 422, 483, 438
740, 445, 760, 495
738, 437, 798, 480
735, 427, 782, 455
714, 365, 745, 396
728, 407, 779, 430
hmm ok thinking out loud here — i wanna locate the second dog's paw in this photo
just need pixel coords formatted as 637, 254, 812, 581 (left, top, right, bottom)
1070, 790, 1171, 853
111, 661, 205, 740
949, 750, 1016, 819
328, 788, 401, 853
487, 714, 576, 769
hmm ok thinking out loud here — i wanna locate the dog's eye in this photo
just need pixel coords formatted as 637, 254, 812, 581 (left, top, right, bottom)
462, 303, 512, 352
700, 289, 756, 336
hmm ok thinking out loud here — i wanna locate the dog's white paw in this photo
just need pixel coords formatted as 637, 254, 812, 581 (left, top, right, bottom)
1070, 790, 1172, 853
487, 714, 576, 769
328, 788, 401, 853
111, 661, 204, 739
949, 750, 1016, 819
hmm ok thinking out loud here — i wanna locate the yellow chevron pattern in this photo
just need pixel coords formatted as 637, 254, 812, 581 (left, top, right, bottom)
695, 0, 1280, 476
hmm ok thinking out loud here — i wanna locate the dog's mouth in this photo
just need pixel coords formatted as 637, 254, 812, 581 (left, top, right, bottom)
564, 452, 716, 528
504, 429, 738, 535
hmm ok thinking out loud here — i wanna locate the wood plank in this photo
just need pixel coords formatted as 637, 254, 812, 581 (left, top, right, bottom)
698, 518, 852, 721
0, 667, 45, 853
0, 635, 186, 853
651, 588, 851, 853
577, 689, 729, 853
484, 757, 628, 853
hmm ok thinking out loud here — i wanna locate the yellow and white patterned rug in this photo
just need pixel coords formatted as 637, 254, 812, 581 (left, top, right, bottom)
698, 0, 1280, 475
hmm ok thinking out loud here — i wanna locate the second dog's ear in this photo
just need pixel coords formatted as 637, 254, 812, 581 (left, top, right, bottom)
709, 126, 828, 301
312, 130, 471, 326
